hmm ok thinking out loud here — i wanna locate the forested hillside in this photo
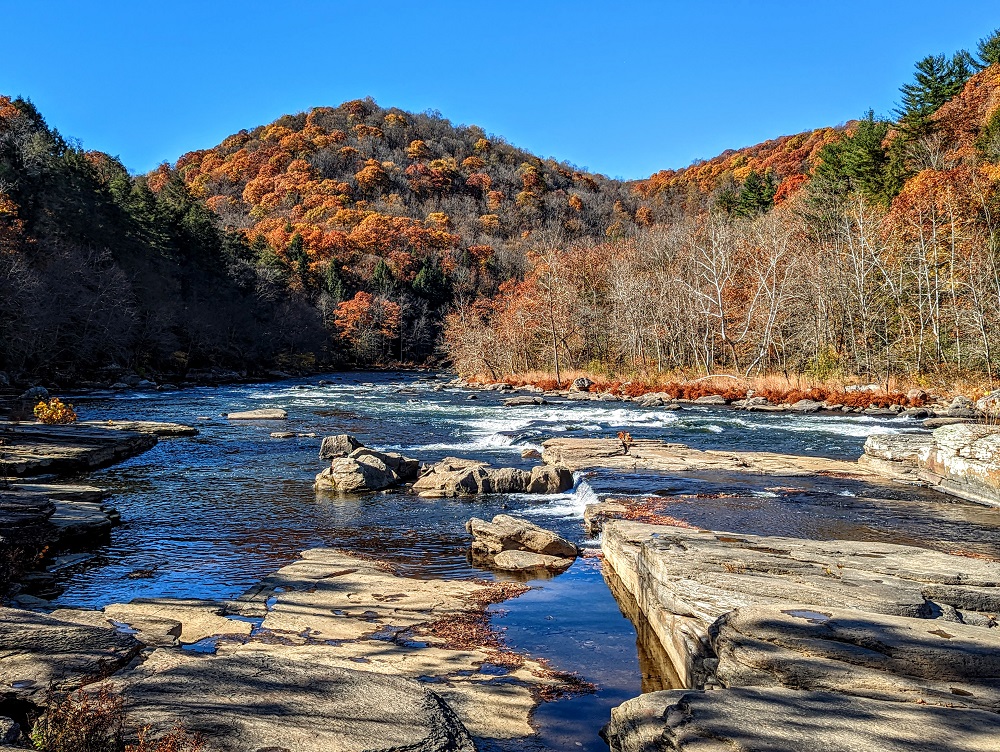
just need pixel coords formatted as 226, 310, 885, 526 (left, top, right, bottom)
170, 99, 639, 362
0, 96, 328, 379
446, 29, 1000, 387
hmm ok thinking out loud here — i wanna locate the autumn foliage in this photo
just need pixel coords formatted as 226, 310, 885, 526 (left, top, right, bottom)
34, 398, 77, 425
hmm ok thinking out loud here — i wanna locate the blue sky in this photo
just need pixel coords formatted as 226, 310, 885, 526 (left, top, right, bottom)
2, 1, 997, 179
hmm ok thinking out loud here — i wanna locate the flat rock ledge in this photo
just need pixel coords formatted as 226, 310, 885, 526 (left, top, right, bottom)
11, 549, 580, 750
467, 514, 578, 571
0, 421, 161, 477
542, 438, 875, 478
607, 687, 1000, 752
601, 520, 1000, 752
863, 424, 1000, 507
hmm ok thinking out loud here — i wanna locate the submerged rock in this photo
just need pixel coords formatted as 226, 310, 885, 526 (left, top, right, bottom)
413, 458, 573, 498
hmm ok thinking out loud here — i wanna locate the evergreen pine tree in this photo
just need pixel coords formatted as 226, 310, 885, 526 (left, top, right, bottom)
976, 28, 1000, 69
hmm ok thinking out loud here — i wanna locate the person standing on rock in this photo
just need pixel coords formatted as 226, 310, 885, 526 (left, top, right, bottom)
617, 431, 634, 455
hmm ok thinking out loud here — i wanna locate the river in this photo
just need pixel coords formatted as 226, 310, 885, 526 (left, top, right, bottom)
51, 371, 1000, 751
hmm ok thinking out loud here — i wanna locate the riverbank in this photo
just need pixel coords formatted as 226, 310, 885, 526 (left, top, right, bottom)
1, 548, 588, 750
0, 420, 197, 603
450, 372, 1000, 423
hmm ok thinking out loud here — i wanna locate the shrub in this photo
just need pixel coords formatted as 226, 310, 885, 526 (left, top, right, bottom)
30, 687, 125, 752
30, 687, 203, 752
34, 398, 77, 425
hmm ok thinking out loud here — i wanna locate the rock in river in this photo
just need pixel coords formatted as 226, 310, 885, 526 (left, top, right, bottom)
319, 433, 363, 459
226, 408, 287, 420
314, 447, 419, 494
413, 458, 573, 498
467, 514, 578, 572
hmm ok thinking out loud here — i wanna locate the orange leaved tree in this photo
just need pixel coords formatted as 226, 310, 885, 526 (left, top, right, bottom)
334, 291, 401, 361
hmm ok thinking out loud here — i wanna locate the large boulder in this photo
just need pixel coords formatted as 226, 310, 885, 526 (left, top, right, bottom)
467, 514, 577, 572
467, 514, 578, 558
918, 423, 1000, 507
412, 459, 572, 498
570, 377, 594, 392
314, 448, 418, 494
319, 434, 363, 460
492, 550, 575, 571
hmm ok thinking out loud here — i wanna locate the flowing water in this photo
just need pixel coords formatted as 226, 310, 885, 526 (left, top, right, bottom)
51, 371, 1000, 751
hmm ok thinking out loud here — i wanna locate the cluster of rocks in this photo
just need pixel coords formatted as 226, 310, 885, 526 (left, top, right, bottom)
863, 423, 1000, 507
313, 434, 574, 498
0, 549, 578, 750
466, 514, 579, 571
601, 520, 1000, 752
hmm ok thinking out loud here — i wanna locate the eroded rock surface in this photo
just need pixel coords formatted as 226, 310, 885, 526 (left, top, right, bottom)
601, 521, 1000, 689
0, 422, 158, 477
918, 423, 1000, 507
117, 650, 476, 752
606, 687, 1000, 752
712, 604, 1000, 712
0, 606, 142, 700
859, 432, 933, 481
